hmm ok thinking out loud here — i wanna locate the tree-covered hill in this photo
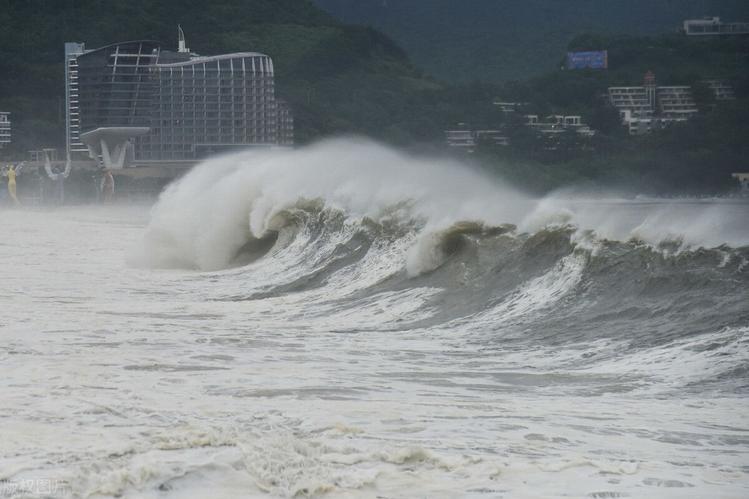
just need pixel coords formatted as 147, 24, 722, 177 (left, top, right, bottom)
475, 33, 749, 194
313, 0, 749, 83
498, 33, 749, 118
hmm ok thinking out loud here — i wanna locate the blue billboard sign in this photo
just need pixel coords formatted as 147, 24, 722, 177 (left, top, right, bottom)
566, 50, 608, 70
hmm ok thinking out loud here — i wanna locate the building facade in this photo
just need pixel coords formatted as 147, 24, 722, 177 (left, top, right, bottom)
683, 17, 749, 36
608, 72, 698, 135
445, 127, 508, 153
65, 34, 293, 164
0, 112, 10, 149
525, 114, 595, 137
608, 86, 655, 134
704, 80, 736, 101
142, 52, 279, 160
657, 86, 699, 121
276, 99, 294, 147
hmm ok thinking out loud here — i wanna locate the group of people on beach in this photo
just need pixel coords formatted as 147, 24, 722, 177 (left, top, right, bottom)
1, 163, 115, 206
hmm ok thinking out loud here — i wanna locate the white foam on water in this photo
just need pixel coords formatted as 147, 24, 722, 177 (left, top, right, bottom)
2, 141, 749, 499
520, 193, 749, 250
581, 326, 749, 390
434, 252, 587, 336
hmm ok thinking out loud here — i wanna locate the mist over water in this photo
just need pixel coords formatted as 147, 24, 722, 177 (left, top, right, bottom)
2, 139, 748, 498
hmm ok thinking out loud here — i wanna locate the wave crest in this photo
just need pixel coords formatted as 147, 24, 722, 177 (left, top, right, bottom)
129, 140, 748, 349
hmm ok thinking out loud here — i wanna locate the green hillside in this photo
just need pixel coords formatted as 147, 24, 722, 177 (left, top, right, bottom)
313, 0, 749, 83
496, 33, 749, 116
474, 33, 749, 194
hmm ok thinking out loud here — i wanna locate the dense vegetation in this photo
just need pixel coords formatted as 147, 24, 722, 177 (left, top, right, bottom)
314, 0, 749, 83
1, 0, 747, 195
475, 97, 749, 194
470, 33, 749, 194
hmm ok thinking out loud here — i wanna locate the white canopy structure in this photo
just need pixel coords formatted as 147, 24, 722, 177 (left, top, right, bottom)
80, 127, 150, 169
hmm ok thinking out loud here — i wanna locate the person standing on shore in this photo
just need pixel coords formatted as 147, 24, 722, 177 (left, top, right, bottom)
4, 164, 21, 206
100, 168, 115, 202
45, 156, 71, 205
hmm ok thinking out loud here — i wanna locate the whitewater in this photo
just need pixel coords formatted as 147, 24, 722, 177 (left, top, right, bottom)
1, 139, 748, 498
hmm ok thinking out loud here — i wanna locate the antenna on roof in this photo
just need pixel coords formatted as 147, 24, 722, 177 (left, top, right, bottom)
178, 25, 189, 53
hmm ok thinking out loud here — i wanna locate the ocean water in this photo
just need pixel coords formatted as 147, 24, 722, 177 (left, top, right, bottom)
1, 140, 748, 498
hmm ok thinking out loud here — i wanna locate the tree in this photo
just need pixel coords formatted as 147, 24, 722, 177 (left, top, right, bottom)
590, 99, 623, 135
690, 81, 715, 112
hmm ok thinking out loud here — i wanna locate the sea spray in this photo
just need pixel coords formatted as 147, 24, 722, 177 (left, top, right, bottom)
130, 138, 531, 271
133, 139, 749, 275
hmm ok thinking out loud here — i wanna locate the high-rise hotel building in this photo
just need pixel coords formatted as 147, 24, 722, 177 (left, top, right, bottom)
65, 32, 293, 163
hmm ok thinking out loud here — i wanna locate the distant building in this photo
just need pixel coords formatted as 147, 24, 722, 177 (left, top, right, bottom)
522, 115, 595, 151
704, 79, 736, 101
445, 127, 508, 153
608, 86, 655, 134
65, 29, 293, 167
0, 112, 11, 149
683, 17, 749, 36
657, 86, 699, 121
608, 71, 698, 135
445, 129, 476, 151
475, 130, 510, 146
524, 114, 595, 137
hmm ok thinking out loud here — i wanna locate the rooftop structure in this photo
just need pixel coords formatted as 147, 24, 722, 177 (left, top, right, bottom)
0, 112, 10, 149
683, 17, 749, 36
65, 29, 293, 167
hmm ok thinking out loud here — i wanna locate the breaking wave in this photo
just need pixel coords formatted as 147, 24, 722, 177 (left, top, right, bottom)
131, 138, 749, 390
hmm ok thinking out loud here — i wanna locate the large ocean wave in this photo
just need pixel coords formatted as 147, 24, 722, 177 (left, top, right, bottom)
3, 140, 748, 499
130, 139, 749, 391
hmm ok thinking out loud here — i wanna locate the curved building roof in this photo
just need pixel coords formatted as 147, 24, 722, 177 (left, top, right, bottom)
78, 40, 161, 56
157, 52, 272, 68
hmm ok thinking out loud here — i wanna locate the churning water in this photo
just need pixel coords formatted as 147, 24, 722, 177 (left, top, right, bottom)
1, 139, 748, 498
